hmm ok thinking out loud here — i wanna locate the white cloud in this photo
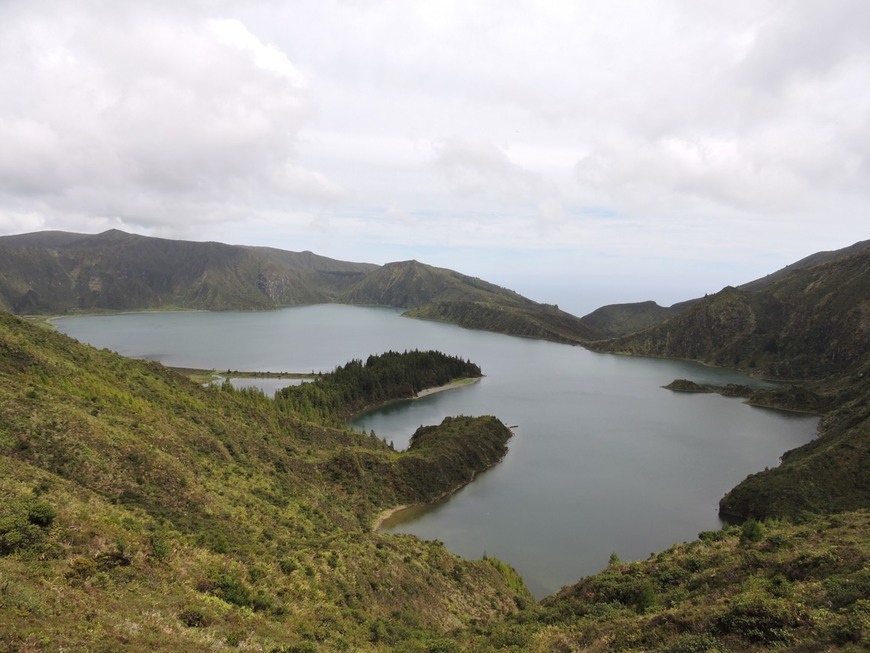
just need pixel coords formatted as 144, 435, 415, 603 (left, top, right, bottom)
431, 138, 540, 198
1, 0, 868, 303
0, 0, 323, 232
208, 18, 307, 87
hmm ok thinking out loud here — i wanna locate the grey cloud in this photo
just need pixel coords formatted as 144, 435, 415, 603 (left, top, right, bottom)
0, 0, 327, 232
0, 0, 867, 293
431, 138, 540, 198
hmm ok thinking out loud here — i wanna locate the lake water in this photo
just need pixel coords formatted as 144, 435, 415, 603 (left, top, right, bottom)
54, 305, 818, 598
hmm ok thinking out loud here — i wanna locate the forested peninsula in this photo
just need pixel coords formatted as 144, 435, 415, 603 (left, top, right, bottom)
273, 350, 482, 426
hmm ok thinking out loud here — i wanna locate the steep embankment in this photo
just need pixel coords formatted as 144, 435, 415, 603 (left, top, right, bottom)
0, 312, 528, 651
590, 244, 870, 519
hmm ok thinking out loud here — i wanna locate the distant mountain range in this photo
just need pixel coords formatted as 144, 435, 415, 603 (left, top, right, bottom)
0, 229, 596, 343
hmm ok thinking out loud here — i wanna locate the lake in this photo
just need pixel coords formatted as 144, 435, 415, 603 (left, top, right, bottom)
54, 305, 818, 598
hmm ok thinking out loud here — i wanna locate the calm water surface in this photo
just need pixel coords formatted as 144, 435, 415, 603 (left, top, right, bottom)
55, 306, 818, 598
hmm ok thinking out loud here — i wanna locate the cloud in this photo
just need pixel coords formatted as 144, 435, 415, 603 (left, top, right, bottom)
0, 0, 326, 233
431, 138, 540, 199
1, 0, 868, 302
208, 18, 307, 87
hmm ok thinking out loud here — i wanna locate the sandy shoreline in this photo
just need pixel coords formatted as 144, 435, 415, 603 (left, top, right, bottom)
413, 376, 481, 399
371, 504, 412, 530
368, 377, 484, 531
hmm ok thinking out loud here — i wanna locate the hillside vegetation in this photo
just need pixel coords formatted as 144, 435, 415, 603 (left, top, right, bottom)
0, 230, 597, 344
460, 510, 869, 652
589, 246, 868, 379
0, 312, 527, 651
0, 229, 376, 313
346, 260, 598, 343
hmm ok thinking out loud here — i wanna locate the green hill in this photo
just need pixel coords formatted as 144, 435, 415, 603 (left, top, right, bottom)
0, 229, 377, 313
343, 259, 598, 343
588, 244, 868, 380
578, 299, 697, 338
0, 230, 598, 344
579, 239, 869, 339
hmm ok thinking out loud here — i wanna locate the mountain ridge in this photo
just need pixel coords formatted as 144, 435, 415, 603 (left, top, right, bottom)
578, 238, 870, 339
0, 229, 597, 343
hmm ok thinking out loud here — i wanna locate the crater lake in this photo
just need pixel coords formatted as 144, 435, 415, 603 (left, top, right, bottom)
54, 305, 818, 598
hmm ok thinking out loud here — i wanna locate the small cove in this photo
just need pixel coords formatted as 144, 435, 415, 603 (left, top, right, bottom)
55, 305, 819, 598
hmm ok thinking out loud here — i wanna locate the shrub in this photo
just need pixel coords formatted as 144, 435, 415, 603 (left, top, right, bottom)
665, 633, 724, 653
698, 529, 726, 543
26, 500, 56, 527
207, 570, 253, 608
66, 557, 98, 581
0, 498, 56, 555
824, 570, 870, 610
279, 557, 299, 575
149, 532, 172, 560
739, 519, 763, 545
715, 594, 802, 644
178, 609, 208, 628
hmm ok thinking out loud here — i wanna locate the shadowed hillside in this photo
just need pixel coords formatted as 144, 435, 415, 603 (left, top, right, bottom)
579, 239, 870, 339
344, 260, 599, 343
578, 298, 698, 338
589, 246, 869, 380
0, 229, 376, 313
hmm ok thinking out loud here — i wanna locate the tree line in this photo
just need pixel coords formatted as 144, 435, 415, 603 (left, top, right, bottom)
272, 349, 481, 426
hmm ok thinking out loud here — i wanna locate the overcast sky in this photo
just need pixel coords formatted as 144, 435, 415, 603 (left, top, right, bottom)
1, 0, 867, 314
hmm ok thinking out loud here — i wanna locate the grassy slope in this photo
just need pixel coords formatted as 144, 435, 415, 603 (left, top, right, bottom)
0, 312, 528, 652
